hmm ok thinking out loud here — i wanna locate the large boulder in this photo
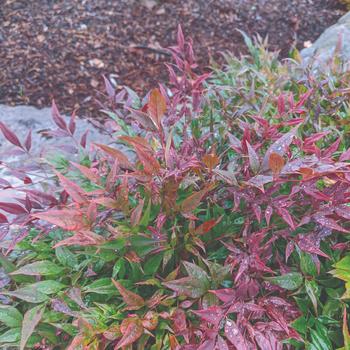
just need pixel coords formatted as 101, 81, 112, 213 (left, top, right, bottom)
301, 11, 350, 69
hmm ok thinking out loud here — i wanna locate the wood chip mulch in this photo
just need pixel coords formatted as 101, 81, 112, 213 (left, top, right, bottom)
0, 0, 346, 117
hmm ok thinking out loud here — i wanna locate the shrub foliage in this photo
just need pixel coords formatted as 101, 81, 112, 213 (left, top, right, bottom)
0, 28, 350, 349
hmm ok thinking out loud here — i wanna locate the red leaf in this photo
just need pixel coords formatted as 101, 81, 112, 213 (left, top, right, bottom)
297, 237, 330, 259
335, 205, 350, 220
51, 100, 67, 131
103, 75, 115, 99
225, 320, 248, 349
130, 199, 144, 227
276, 207, 295, 229
181, 185, 214, 214
314, 214, 348, 233
68, 112, 76, 135
177, 24, 185, 50
194, 216, 222, 235
209, 288, 235, 303
134, 145, 160, 175
53, 230, 105, 248
94, 143, 133, 169
93, 197, 119, 209
246, 142, 260, 174
54, 171, 87, 204
148, 88, 166, 129
70, 162, 101, 185
114, 318, 143, 350
277, 94, 285, 116
33, 209, 86, 231
0, 213, 8, 223
0, 202, 28, 214
111, 279, 145, 310
268, 153, 285, 175
0, 121, 23, 148
323, 137, 341, 159
247, 175, 273, 192
262, 127, 298, 170
21, 190, 58, 206
192, 306, 224, 328
216, 336, 229, 350
80, 130, 89, 148
24, 129, 32, 151
340, 148, 350, 162
265, 205, 273, 225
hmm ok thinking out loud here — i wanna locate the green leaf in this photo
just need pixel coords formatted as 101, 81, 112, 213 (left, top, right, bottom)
29, 280, 66, 295
20, 304, 45, 350
0, 328, 21, 343
305, 280, 319, 315
139, 199, 152, 228
300, 252, 317, 277
113, 258, 126, 279
0, 306, 23, 328
343, 308, 350, 350
0, 253, 16, 273
291, 315, 308, 335
83, 278, 119, 295
183, 261, 210, 284
1, 287, 49, 303
310, 325, 332, 350
100, 238, 125, 250
10, 261, 63, 276
144, 253, 163, 275
55, 246, 78, 268
206, 261, 231, 285
163, 276, 208, 298
266, 272, 303, 290
129, 235, 158, 257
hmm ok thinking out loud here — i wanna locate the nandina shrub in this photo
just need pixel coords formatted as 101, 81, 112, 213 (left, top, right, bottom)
0, 28, 350, 349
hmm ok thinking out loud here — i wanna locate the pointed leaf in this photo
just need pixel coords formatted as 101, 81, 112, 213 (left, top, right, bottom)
0, 121, 23, 148
114, 318, 143, 349
10, 261, 63, 276
268, 152, 285, 175
246, 142, 260, 173
111, 279, 145, 310
262, 127, 298, 170
265, 272, 303, 290
20, 304, 45, 350
33, 209, 85, 231
51, 100, 67, 131
0, 306, 23, 328
148, 88, 166, 128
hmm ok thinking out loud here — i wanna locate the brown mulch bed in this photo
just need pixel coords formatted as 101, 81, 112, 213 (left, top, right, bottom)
0, 0, 346, 117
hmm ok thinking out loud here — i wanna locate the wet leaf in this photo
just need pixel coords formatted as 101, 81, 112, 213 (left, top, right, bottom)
111, 279, 145, 310
268, 152, 285, 175
0, 306, 23, 328
115, 318, 143, 349
20, 304, 45, 350
148, 88, 166, 129
266, 272, 303, 290
10, 261, 63, 276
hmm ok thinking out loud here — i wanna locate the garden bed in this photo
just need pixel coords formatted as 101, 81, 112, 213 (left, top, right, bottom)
0, 0, 346, 116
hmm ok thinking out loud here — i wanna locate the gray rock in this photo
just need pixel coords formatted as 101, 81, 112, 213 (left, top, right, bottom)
0, 104, 106, 154
0, 104, 129, 192
301, 11, 350, 70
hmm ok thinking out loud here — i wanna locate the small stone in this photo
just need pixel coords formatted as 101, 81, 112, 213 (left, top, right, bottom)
141, 0, 157, 10
303, 40, 312, 48
89, 58, 104, 68
156, 7, 166, 15
90, 79, 99, 88
37, 34, 45, 43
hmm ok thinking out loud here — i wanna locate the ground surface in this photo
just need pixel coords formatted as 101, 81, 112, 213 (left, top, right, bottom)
0, 0, 346, 117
